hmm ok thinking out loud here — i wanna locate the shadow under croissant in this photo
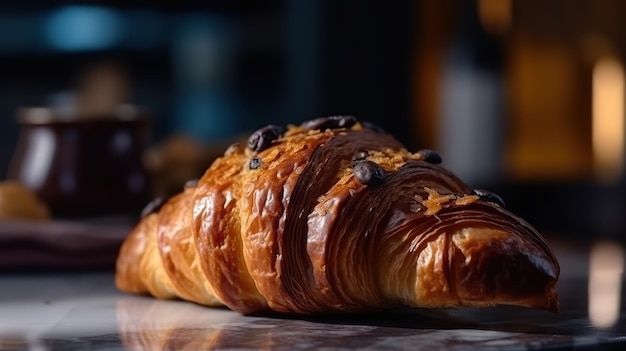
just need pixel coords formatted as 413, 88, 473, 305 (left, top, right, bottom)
263, 306, 569, 335
116, 296, 574, 351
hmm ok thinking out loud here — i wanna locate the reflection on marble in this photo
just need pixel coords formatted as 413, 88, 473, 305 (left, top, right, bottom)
113, 296, 615, 351
113, 298, 604, 351
1, 242, 626, 350
588, 240, 624, 328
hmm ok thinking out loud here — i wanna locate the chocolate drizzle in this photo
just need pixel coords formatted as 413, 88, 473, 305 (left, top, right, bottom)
281, 129, 404, 313
323, 160, 470, 309
323, 160, 557, 308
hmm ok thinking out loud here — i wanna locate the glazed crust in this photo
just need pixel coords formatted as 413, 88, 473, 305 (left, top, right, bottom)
115, 118, 560, 314
158, 187, 222, 306
192, 145, 267, 313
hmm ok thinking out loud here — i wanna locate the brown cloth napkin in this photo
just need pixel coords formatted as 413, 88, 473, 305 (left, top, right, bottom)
0, 219, 132, 271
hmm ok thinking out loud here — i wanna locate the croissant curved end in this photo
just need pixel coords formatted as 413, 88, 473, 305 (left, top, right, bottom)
412, 210, 560, 313
451, 226, 559, 312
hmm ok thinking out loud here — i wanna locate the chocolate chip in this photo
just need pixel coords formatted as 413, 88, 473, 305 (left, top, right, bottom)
301, 115, 358, 131
140, 196, 167, 218
248, 125, 285, 152
353, 160, 386, 185
417, 149, 442, 164
361, 121, 386, 133
184, 179, 199, 189
472, 189, 506, 207
249, 156, 262, 170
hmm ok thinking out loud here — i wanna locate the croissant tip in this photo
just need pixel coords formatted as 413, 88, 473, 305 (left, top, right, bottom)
543, 280, 560, 313
546, 295, 560, 314
510, 284, 561, 314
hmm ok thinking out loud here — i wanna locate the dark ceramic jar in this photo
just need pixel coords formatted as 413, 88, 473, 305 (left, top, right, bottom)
7, 106, 151, 218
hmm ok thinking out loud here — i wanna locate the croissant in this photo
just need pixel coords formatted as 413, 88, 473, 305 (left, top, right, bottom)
115, 116, 560, 315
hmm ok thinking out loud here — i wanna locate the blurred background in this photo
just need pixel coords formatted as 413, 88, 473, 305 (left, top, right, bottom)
0, 0, 625, 242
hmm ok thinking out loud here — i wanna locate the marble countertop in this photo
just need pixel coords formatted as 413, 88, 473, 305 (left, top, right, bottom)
1, 241, 626, 350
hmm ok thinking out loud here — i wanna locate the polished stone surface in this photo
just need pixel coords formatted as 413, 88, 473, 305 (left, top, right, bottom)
1, 242, 626, 350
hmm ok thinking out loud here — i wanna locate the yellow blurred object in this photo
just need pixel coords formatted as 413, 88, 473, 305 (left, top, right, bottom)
0, 181, 50, 221
505, 38, 592, 181
592, 57, 625, 183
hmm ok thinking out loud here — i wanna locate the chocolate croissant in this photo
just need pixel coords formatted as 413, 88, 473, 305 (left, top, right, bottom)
115, 116, 560, 315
